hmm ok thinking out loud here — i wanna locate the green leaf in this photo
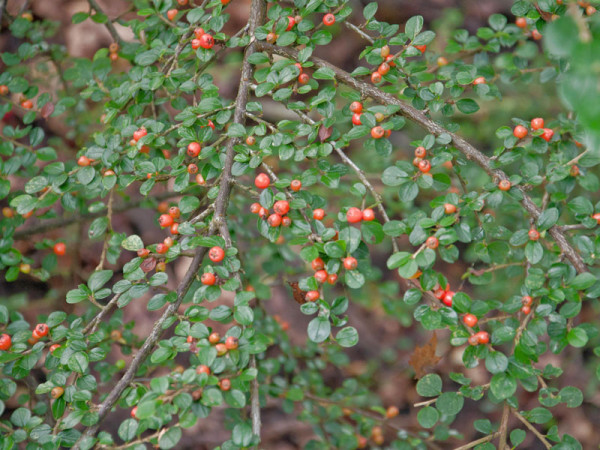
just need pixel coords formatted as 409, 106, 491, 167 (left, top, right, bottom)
88, 270, 113, 292
569, 273, 596, 290
68, 352, 89, 373
118, 419, 138, 441
559, 386, 583, 408
363, 3, 378, 21
544, 16, 579, 57
485, 351, 508, 374
121, 235, 144, 252
436, 392, 464, 416
158, 426, 182, 449
335, 327, 358, 347
307, 317, 330, 343
405, 15, 423, 40
536, 207, 559, 230
456, 99, 480, 114
417, 406, 439, 428
567, 327, 588, 348
490, 373, 516, 400
416, 374, 442, 397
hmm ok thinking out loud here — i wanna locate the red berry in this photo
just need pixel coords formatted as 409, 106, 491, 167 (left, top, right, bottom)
209, 246, 225, 263
343, 257, 358, 270
462, 314, 478, 327
521, 305, 531, 315
468, 335, 480, 346
498, 180, 511, 191
196, 365, 210, 375
314, 270, 328, 283
323, 13, 335, 26
196, 174, 206, 185
219, 378, 231, 391
250, 203, 261, 214
21, 99, 33, 109
327, 273, 338, 285
194, 27, 205, 39
522, 295, 533, 307
282, 216, 292, 227
49, 344, 60, 353
378, 62, 390, 75
362, 208, 375, 221
273, 200, 290, 215
311, 257, 325, 271
530, 118, 544, 130
351, 113, 362, 126
258, 207, 268, 219
245, 136, 256, 146
167, 9, 177, 20
592, 213, 600, 224
350, 102, 362, 114
305, 290, 320, 302
513, 125, 528, 139
209, 332, 220, 344
137, 248, 150, 258
156, 243, 168, 254
267, 213, 282, 227
371, 71, 382, 84
425, 236, 439, 249
444, 203, 457, 214
255, 173, 270, 189
187, 142, 201, 157
347, 207, 363, 223
188, 164, 198, 174
169, 206, 181, 219
215, 343, 227, 355
476, 331, 490, 344
191, 39, 201, 50
199, 34, 214, 49
442, 290, 454, 307
158, 214, 174, 228
286, 16, 295, 31
415, 45, 426, 53
295, 63, 303, 73
540, 128, 554, 142
371, 126, 384, 139
0, 85, 8, 95
418, 159, 431, 173
532, 29, 542, 40
0, 334, 11, 351
433, 287, 446, 300
53, 242, 66, 256
414, 146, 426, 158
290, 180, 302, 191
298, 73, 310, 84
225, 336, 238, 350
313, 208, 325, 220
473, 76, 486, 85
528, 229, 540, 241
516, 17, 527, 28
34, 323, 49, 338
78, 156, 91, 166
201, 272, 216, 285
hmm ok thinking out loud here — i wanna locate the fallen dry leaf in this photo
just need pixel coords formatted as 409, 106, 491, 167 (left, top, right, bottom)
408, 332, 441, 379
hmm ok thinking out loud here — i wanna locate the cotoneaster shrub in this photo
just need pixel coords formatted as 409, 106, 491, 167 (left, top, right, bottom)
1, 0, 600, 449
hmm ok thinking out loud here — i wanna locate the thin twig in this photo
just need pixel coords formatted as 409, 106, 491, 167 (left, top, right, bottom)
512, 408, 552, 449
87, 0, 122, 43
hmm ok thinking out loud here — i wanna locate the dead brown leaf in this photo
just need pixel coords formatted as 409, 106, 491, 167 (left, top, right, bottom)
287, 281, 306, 305
408, 332, 441, 379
